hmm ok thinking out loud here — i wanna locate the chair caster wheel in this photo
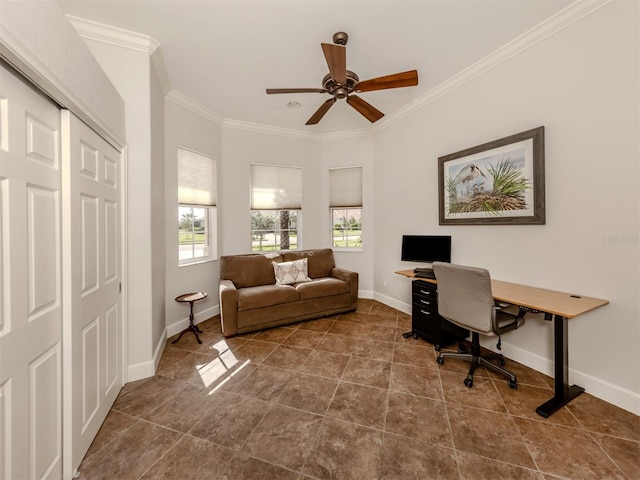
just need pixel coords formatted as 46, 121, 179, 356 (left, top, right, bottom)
509, 380, 517, 389
437, 356, 444, 365
464, 377, 473, 388
435, 345, 441, 351
412, 333, 418, 340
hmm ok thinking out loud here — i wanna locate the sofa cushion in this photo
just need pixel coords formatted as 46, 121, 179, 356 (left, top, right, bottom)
220, 254, 283, 288
237, 284, 300, 311
273, 258, 311, 285
295, 277, 349, 300
282, 248, 335, 278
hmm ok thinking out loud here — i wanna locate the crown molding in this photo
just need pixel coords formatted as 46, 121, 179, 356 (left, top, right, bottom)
221, 0, 613, 141
221, 118, 374, 142
376, 0, 613, 132
67, 15, 160, 54
315, 127, 374, 142
166, 90, 224, 125
67, 15, 172, 95
222, 119, 318, 140
67, 0, 611, 142
0, 22, 125, 148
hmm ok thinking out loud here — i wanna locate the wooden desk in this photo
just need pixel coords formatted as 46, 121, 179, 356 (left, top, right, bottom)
395, 269, 609, 417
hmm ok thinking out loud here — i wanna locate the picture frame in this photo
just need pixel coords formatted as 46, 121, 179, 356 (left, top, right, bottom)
438, 126, 545, 225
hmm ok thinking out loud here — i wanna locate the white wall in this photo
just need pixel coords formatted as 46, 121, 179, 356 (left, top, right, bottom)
164, 99, 222, 335
0, 0, 124, 143
150, 64, 167, 354
320, 136, 376, 296
373, 0, 639, 412
220, 128, 322, 255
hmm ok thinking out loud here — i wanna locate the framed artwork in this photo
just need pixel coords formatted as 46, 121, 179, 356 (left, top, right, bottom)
438, 126, 545, 225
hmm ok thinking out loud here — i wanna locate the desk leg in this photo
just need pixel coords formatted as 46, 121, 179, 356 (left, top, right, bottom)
536, 314, 584, 418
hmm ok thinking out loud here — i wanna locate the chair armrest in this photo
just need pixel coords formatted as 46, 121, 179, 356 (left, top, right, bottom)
492, 304, 526, 335
219, 279, 239, 337
331, 267, 359, 308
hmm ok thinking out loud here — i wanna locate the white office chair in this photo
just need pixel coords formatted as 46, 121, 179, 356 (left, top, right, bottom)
432, 262, 526, 389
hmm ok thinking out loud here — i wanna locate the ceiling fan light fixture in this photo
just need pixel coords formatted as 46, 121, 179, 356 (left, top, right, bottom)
287, 101, 301, 108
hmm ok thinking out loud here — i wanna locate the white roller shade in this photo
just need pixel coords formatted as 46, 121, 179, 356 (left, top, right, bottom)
251, 164, 302, 210
330, 166, 362, 207
178, 147, 217, 206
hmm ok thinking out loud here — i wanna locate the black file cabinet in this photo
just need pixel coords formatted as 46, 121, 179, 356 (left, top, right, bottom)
411, 280, 469, 350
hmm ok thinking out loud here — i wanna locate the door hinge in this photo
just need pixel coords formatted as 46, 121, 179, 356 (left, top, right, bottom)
119, 282, 122, 293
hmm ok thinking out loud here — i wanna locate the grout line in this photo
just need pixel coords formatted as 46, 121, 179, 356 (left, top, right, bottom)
134, 432, 187, 480
85, 304, 636, 479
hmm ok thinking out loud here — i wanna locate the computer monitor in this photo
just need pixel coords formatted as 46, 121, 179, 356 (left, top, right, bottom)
401, 235, 451, 264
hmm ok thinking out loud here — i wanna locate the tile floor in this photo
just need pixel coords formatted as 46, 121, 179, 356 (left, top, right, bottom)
78, 299, 639, 479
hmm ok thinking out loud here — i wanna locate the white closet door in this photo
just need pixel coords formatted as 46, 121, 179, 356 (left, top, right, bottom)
61, 111, 124, 476
0, 63, 63, 479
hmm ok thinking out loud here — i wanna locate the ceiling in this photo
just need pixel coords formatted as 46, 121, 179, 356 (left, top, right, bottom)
56, 0, 573, 134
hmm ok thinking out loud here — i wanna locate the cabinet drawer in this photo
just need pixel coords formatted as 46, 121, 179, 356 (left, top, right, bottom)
412, 281, 438, 310
414, 296, 437, 312
409, 279, 468, 349
413, 281, 437, 297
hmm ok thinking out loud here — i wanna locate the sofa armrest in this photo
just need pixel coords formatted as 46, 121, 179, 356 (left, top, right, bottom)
219, 279, 239, 337
331, 267, 359, 309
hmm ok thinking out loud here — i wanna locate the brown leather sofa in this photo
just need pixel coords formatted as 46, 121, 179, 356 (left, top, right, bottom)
218, 248, 358, 337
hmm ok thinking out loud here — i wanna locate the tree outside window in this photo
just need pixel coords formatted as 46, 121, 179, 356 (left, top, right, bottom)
332, 208, 362, 248
251, 210, 298, 252
179, 205, 214, 262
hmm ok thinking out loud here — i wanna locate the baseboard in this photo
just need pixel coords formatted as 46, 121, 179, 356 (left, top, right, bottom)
374, 295, 639, 415
127, 306, 219, 383
152, 329, 167, 372
373, 291, 411, 316
358, 289, 374, 300
165, 305, 220, 338
127, 358, 156, 382
498, 341, 640, 415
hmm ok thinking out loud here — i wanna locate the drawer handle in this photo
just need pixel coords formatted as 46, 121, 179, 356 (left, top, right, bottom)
420, 299, 431, 305
420, 309, 431, 315
419, 290, 431, 296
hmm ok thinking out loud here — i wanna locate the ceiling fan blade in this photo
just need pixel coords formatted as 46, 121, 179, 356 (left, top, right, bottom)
346, 95, 384, 123
266, 88, 327, 94
305, 98, 336, 125
321, 43, 347, 84
356, 70, 418, 92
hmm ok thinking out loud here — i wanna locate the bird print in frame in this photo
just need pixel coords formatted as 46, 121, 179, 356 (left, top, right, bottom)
438, 126, 545, 225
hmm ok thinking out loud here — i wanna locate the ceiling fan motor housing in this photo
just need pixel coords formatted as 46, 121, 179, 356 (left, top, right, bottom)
322, 70, 359, 96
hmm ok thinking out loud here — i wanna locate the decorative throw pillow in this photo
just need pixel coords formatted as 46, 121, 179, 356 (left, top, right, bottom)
272, 258, 311, 285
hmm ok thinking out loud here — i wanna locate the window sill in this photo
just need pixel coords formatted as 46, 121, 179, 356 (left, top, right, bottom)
179, 257, 218, 267
332, 247, 363, 253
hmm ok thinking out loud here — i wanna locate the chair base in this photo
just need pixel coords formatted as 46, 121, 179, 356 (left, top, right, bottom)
436, 332, 517, 389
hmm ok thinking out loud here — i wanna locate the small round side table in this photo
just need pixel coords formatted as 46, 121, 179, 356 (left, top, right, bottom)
173, 292, 208, 344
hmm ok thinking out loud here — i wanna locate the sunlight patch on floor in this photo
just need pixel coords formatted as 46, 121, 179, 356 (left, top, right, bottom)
196, 339, 251, 393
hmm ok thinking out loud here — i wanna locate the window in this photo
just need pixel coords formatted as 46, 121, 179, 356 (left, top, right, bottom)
178, 147, 217, 265
250, 164, 301, 252
330, 166, 362, 249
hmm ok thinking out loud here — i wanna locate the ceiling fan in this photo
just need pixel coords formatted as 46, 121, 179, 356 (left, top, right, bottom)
266, 32, 419, 125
